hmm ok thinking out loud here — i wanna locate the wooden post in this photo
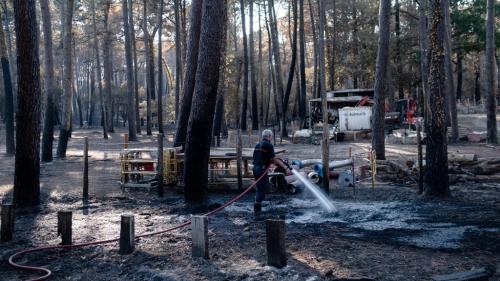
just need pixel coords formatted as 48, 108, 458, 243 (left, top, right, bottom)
1, 204, 14, 241
191, 215, 209, 259
83, 137, 89, 201
157, 134, 164, 197
266, 219, 286, 268
124, 133, 129, 149
119, 215, 135, 254
57, 211, 72, 245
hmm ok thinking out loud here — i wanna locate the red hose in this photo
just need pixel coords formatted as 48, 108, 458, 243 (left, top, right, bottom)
8, 166, 269, 281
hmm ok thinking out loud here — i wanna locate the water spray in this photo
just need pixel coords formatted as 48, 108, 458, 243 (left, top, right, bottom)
290, 169, 336, 213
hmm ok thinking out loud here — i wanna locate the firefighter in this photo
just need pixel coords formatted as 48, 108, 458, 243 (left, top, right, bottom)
252, 129, 291, 215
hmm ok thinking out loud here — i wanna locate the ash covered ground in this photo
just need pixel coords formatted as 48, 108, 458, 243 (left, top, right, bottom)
0, 126, 499, 281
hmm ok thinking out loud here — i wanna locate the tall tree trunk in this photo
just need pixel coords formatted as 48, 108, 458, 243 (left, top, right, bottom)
268, 0, 284, 130
443, 0, 458, 142
90, 0, 107, 139
184, 0, 227, 205
213, 14, 228, 147
103, 0, 114, 132
157, 0, 164, 134
249, 0, 258, 131
173, 0, 203, 147
239, 0, 249, 131
395, 0, 404, 100
174, 0, 182, 120
456, 48, 463, 101
57, 0, 74, 158
258, 2, 264, 127
352, 0, 359, 89
298, 0, 307, 128
372, 0, 391, 161
485, 0, 497, 143
13, 0, 41, 206
424, 0, 449, 197
123, 0, 137, 141
143, 0, 152, 135
474, 70, 481, 103
0, 7, 14, 155
129, 0, 140, 134
281, 0, 298, 138
418, 0, 430, 122
308, 0, 319, 98
318, 0, 329, 193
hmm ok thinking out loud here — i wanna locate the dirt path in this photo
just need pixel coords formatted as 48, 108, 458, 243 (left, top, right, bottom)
0, 126, 499, 280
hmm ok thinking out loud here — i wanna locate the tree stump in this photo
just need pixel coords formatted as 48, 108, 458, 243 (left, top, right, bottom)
191, 215, 209, 259
119, 215, 135, 254
57, 211, 72, 245
266, 219, 286, 268
1, 204, 14, 241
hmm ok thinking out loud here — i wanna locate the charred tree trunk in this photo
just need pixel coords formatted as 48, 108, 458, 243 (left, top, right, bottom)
0, 7, 14, 155
239, 0, 249, 132
174, 0, 203, 147
129, 0, 140, 134
424, 0, 449, 197
418, 0, 430, 122
57, 0, 74, 158
372, 0, 391, 161
103, 0, 114, 132
142, 0, 152, 135
268, 0, 284, 129
157, 0, 164, 134
308, 0, 319, 98
318, 0, 329, 193
298, 0, 307, 128
281, 0, 298, 138
184, 0, 227, 205
443, 0, 458, 142
485, 0, 497, 143
91, 0, 107, 139
395, 0, 404, 100
13, 0, 41, 206
249, 0, 258, 131
174, 0, 182, 120
456, 48, 463, 101
122, 0, 137, 141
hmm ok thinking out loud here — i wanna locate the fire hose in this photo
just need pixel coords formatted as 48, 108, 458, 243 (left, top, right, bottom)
8, 166, 270, 281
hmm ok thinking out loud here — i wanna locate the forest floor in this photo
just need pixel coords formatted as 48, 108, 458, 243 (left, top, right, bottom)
0, 114, 499, 281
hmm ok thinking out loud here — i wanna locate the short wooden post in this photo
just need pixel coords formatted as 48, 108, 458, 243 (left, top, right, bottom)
157, 134, 164, 197
124, 133, 129, 149
1, 204, 14, 241
119, 215, 135, 254
83, 137, 89, 201
57, 211, 72, 245
191, 215, 209, 259
266, 219, 286, 268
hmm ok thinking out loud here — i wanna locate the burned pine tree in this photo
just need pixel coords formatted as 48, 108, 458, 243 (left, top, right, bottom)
281, 0, 298, 138
239, 0, 249, 132
91, 0, 108, 139
183, 0, 227, 205
485, 0, 497, 143
122, 0, 137, 141
424, 0, 449, 197
371, 0, 391, 161
174, 0, 203, 147
56, 0, 75, 158
40, 0, 58, 161
13, 0, 41, 206
0, 6, 14, 155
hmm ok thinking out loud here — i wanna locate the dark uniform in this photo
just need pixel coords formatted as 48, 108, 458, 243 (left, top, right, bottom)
253, 138, 275, 203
